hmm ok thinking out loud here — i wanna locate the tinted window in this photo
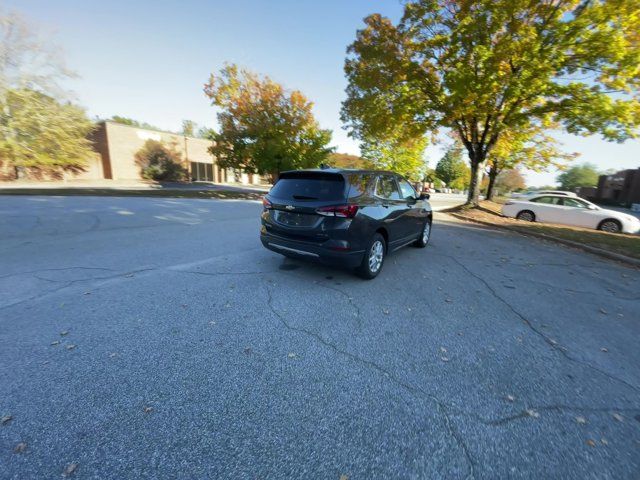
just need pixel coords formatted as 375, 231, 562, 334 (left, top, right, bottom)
269, 173, 345, 201
530, 196, 561, 205
375, 175, 401, 200
398, 178, 416, 199
346, 173, 375, 199
562, 198, 588, 208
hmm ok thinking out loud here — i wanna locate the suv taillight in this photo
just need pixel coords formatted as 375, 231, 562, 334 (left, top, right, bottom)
262, 197, 273, 209
316, 205, 359, 218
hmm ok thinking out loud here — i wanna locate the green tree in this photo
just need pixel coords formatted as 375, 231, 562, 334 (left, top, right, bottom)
328, 152, 370, 169
485, 124, 577, 200
423, 168, 444, 189
0, 12, 93, 177
196, 126, 215, 140
342, 1, 640, 206
557, 163, 600, 191
181, 119, 197, 137
109, 116, 161, 131
435, 144, 470, 190
360, 135, 427, 179
134, 139, 188, 181
204, 64, 333, 180
0, 89, 94, 175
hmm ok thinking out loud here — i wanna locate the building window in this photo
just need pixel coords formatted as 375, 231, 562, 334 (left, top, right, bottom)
191, 162, 214, 182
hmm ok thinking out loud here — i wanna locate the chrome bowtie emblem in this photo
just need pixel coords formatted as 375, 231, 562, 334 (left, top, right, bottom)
285, 205, 295, 210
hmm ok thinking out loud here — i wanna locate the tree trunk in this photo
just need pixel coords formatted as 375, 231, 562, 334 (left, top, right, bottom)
486, 164, 499, 201
466, 153, 485, 206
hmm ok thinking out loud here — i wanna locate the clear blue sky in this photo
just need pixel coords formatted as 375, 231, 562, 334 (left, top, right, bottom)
7, 0, 639, 186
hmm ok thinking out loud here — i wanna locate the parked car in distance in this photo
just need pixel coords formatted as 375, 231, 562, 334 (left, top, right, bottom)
502, 194, 640, 233
511, 190, 578, 199
260, 169, 433, 278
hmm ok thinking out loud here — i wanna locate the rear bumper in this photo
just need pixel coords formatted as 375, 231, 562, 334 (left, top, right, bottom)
260, 230, 364, 268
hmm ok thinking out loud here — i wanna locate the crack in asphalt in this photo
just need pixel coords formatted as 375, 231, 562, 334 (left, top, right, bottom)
264, 283, 476, 480
463, 404, 640, 426
436, 252, 640, 395
312, 280, 364, 330
0, 267, 156, 311
0, 266, 117, 279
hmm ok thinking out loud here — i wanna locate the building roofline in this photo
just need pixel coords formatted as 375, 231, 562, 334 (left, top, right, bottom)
98, 120, 212, 142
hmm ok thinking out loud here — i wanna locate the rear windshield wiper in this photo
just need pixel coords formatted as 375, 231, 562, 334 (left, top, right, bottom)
292, 195, 318, 200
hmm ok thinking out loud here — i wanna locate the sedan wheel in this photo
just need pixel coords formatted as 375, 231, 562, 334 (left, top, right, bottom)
599, 220, 621, 233
516, 210, 535, 222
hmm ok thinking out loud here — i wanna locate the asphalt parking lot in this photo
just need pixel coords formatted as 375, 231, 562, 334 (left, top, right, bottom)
1, 196, 639, 479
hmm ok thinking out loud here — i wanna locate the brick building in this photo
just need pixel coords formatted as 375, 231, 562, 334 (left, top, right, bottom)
89, 121, 266, 185
1, 121, 266, 184
594, 168, 640, 207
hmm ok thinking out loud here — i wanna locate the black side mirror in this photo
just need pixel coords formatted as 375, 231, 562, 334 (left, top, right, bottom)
419, 192, 430, 200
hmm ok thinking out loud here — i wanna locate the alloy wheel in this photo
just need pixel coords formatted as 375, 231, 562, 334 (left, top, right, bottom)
422, 222, 431, 244
517, 211, 534, 222
368, 240, 384, 273
600, 221, 620, 233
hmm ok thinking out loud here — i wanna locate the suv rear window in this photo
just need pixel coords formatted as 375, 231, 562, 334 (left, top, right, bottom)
269, 172, 346, 201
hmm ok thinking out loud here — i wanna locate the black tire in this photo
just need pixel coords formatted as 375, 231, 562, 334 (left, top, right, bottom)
356, 233, 386, 279
597, 218, 621, 233
414, 218, 432, 248
516, 210, 535, 222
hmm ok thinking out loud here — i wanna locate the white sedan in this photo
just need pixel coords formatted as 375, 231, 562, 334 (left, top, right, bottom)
502, 194, 640, 234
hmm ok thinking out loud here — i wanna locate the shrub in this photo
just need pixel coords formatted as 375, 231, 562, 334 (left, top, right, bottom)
135, 140, 188, 181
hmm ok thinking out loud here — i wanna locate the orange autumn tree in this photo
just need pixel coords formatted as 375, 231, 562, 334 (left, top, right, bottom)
204, 64, 333, 181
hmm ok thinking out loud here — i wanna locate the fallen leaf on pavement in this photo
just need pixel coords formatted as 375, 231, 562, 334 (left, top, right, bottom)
1, 415, 12, 425
525, 409, 539, 418
13, 442, 27, 453
143, 406, 153, 413
612, 413, 624, 422
340, 475, 349, 480
600, 347, 608, 353
441, 356, 449, 362
83, 292, 91, 295
586, 439, 596, 447
60, 331, 69, 336
601, 438, 608, 445
65, 344, 76, 350
506, 395, 515, 402
440, 347, 447, 353
51, 340, 60, 346
599, 308, 607, 315
576, 416, 587, 425
445, 298, 452, 303
109, 353, 117, 358
62, 462, 78, 477
244, 347, 252, 355
288, 352, 297, 358
382, 309, 390, 315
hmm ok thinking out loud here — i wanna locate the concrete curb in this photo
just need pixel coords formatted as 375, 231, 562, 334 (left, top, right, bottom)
0, 188, 264, 200
446, 212, 640, 269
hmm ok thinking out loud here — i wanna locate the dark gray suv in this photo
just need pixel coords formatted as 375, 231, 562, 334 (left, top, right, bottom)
260, 168, 432, 278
